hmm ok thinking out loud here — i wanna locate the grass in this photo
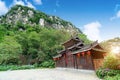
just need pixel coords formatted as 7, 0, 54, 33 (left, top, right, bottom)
0, 65, 35, 71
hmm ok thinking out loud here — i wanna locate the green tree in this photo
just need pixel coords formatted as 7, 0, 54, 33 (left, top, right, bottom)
39, 28, 70, 60
0, 36, 22, 64
0, 25, 6, 42
78, 33, 91, 44
15, 31, 44, 64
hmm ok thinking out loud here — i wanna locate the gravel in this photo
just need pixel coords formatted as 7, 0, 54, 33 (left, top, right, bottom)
0, 68, 100, 80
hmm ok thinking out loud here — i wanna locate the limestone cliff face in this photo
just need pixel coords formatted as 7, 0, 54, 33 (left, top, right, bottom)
0, 5, 82, 34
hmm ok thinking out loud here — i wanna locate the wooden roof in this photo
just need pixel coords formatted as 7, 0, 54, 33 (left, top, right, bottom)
67, 42, 84, 50
72, 41, 106, 54
53, 37, 106, 58
92, 48, 106, 52
62, 36, 83, 46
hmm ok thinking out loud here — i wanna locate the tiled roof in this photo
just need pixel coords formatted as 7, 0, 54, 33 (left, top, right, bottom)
72, 44, 91, 54
72, 41, 106, 54
53, 37, 105, 58
62, 36, 83, 45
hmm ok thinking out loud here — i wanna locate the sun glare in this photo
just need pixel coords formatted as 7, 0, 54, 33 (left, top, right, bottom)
111, 46, 120, 54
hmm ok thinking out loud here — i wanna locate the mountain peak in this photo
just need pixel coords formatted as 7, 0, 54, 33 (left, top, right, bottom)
0, 5, 82, 34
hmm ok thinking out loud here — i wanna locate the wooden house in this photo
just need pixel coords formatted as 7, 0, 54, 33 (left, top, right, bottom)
53, 37, 106, 70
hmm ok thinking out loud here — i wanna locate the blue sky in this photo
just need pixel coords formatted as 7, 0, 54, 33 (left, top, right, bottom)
0, 0, 120, 41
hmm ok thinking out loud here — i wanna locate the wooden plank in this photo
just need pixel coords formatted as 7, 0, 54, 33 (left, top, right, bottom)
93, 59, 103, 70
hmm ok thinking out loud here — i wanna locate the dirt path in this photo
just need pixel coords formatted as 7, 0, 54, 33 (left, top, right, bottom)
0, 68, 100, 80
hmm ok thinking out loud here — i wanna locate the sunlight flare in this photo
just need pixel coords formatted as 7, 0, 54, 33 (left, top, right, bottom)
111, 46, 120, 54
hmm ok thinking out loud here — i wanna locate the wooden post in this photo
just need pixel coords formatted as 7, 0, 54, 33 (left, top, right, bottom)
75, 54, 78, 69
64, 54, 67, 67
90, 51, 95, 70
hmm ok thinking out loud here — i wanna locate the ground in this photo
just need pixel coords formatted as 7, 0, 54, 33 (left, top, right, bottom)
0, 68, 99, 80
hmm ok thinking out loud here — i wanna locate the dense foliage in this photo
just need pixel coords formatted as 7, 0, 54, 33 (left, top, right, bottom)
0, 23, 90, 66
40, 60, 55, 68
99, 37, 120, 79
96, 53, 120, 80
0, 5, 90, 68
96, 68, 120, 80
0, 36, 22, 65
104, 74, 120, 80
103, 54, 120, 70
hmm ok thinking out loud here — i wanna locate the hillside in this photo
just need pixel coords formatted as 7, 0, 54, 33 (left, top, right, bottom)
0, 5, 90, 66
0, 5, 81, 35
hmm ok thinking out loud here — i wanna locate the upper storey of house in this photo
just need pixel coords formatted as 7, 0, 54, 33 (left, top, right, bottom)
62, 37, 84, 50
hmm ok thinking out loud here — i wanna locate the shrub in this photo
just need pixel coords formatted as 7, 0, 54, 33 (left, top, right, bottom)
104, 74, 120, 80
96, 68, 110, 79
0, 65, 34, 71
40, 60, 55, 68
96, 68, 120, 79
33, 63, 39, 68
3, 58, 19, 65
103, 54, 120, 70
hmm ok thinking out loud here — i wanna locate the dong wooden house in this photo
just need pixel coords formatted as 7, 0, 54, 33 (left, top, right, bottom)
53, 37, 106, 70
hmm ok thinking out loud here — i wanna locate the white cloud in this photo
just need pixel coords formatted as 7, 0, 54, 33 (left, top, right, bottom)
33, 0, 42, 5
0, 0, 8, 15
110, 4, 120, 21
12, 0, 36, 9
116, 10, 120, 17
26, 1, 36, 9
110, 10, 120, 21
0, 0, 40, 16
83, 21, 102, 41
13, 0, 25, 6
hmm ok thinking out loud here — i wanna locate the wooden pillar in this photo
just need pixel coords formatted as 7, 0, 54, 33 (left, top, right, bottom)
73, 55, 75, 69
90, 51, 95, 70
64, 54, 67, 67
75, 54, 78, 69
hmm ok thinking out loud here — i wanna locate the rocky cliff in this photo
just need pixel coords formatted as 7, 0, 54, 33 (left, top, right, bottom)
0, 5, 82, 34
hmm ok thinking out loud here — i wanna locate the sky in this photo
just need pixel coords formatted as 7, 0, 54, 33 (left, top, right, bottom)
0, 0, 120, 42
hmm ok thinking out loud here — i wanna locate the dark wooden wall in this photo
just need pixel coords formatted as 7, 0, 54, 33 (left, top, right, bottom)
55, 50, 104, 70
74, 53, 94, 70
91, 50, 104, 70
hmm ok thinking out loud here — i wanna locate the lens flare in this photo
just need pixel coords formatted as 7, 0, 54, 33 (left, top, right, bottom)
111, 46, 120, 54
